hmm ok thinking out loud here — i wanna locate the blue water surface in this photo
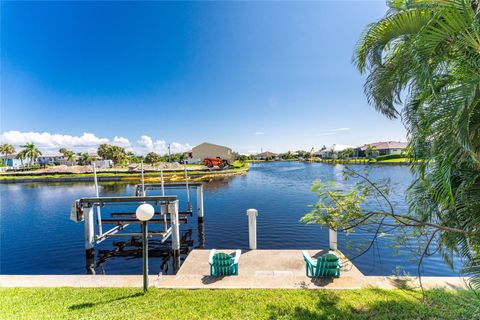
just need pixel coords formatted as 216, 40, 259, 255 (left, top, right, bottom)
0, 162, 461, 276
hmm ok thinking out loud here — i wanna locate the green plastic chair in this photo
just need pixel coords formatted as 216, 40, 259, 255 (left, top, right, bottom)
302, 251, 341, 278
209, 249, 241, 276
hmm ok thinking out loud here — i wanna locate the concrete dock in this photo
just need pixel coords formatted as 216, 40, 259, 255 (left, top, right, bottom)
0, 249, 468, 290
157, 249, 465, 289
176, 249, 363, 278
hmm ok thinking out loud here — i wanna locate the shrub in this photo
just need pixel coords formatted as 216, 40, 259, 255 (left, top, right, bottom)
375, 154, 405, 161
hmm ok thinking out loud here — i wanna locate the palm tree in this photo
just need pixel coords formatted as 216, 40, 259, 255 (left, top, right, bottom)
20, 143, 42, 166
59, 148, 75, 165
0, 143, 16, 167
65, 151, 75, 165
355, 0, 480, 288
365, 145, 377, 159
16, 150, 27, 168
78, 153, 94, 165
342, 148, 353, 160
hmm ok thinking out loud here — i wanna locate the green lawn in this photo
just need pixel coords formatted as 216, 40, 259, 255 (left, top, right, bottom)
377, 158, 409, 163
1, 288, 479, 320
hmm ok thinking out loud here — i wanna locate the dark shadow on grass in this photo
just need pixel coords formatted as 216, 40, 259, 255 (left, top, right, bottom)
267, 288, 479, 320
388, 277, 417, 291
68, 292, 143, 310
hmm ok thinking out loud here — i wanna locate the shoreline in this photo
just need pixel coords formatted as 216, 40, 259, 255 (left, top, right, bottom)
0, 167, 249, 183
249, 159, 411, 166
0, 274, 466, 289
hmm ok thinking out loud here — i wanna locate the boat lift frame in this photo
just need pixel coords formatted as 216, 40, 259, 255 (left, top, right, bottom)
71, 195, 182, 269
71, 163, 207, 272
134, 182, 205, 222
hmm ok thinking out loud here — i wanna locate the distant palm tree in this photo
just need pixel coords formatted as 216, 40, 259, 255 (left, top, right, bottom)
59, 148, 76, 165
65, 151, 76, 164
21, 143, 42, 167
78, 153, 94, 165
0, 143, 16, 167
365, 145, 377, 159
16, 150, 26, 168
342, 148, 354, 159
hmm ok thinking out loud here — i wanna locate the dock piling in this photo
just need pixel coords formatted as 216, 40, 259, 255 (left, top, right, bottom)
197, 184, 204, 222
329, 228, 338, 250
93, 163, 103, 237
184, 162, 192, 212
247, 209, 258, 250
170, 200, 180, 254
84, 206, 95, 268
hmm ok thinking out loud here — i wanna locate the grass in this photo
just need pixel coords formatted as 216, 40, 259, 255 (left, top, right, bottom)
0, 167, 249, 181
1, 288, 479, 319
312, 158, 374, 164
377, 158, 409, 163
232, 160, 250, 168
309, 158, 414, 165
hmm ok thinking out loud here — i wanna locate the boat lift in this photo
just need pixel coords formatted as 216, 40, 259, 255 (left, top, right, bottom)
134, 181, 204, 222
71, 195, 182, 269
70, 163, 206, 272
134, 162, 204, 222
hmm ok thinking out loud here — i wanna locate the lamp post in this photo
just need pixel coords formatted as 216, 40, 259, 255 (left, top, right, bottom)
136, 203, 155, 292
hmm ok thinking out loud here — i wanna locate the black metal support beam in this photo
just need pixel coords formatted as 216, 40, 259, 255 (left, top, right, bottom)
79, 196, 177, 207
101, 218, 188, 225
110, 211, 192, 218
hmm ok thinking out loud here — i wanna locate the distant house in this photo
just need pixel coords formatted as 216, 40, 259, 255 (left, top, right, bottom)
185, 142, 234, 163
319, 144, 355, 159
255, 151, 278, 160
359, 141, 407, 157
93, 159, 113, 168
37, 152, 65, 166
2, 154, 23, 169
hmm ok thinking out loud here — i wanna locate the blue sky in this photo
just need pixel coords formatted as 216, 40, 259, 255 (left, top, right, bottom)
1, 1, 406, 154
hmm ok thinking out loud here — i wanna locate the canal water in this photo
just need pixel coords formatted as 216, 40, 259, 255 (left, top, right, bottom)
0, 162, 461, 276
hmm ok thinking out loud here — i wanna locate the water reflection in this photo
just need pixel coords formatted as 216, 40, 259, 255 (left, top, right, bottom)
0, 162, 460, 276
92, 229, 196, 275
100, 182, 129, 194
203, 178, 233, 191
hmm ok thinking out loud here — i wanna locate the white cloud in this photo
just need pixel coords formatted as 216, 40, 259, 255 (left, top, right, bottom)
313, 127, 351, 137
135, 135, 191, 155
0, 131, 191, 156
112, 136, 131, 147
0, 131, 108, 150
254, 132, 265, 135
331, 127, 351, 132
137, 135, 154, 150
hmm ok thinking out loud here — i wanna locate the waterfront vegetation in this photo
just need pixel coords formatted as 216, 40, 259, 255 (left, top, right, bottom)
0, 165, 249, 181
309, 157, 409, 164
351, 0, 480, 289
1, 288, 479, 320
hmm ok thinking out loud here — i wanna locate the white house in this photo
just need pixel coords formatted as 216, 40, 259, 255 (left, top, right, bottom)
318, 144, 355, 159
359, 141, 407, 157
2, 154, 24, 169
37, 152, 66, 166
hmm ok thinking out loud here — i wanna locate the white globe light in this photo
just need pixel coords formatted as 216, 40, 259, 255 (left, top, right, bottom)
136, 203, 155, 221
